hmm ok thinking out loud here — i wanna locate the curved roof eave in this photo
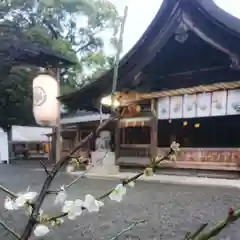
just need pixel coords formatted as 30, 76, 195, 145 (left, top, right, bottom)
13, 41, 76, 67
59, 0, 182, 105
196, 0, 240, 36
181, 0, 240, 59
59, 0, 240, 110
0, 41, 76, 68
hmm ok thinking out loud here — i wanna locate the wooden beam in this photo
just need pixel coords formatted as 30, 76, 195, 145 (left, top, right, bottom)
150, 99, 158, 161
143, 81, 240, 99
115, 119, 120, 161
115, 80, 240, 104
75, 124, 80, 143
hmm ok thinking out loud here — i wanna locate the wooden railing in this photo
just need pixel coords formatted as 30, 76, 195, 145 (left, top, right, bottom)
119, 144, 150, 157
117, 147, 240, 170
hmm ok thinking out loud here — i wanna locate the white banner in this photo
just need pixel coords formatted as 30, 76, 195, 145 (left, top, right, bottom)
211, 90, 227, 116
183, 94, 197, 118
170, 96, 183, 119
157, 89, 240, 119
227, 89, 240, 115
157, 97, 170, 119
196, 93, 211, 117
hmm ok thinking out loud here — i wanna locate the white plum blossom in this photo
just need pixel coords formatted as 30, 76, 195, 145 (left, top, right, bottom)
170, 141, 180, 152
37, 209, 47, 222
39, 208, 43, 216
15, 190, 38, 208
54, 186, 67, 205
82, 194, 104, 213
66, 165, 74, 173
51, 218, 64, 226
34, 224, 50, 237
4, 196, 17, 210
128, 181, 135, 188
169, 153, 177, 162
144, 167, 154, 177
62, 199, 83, 220
4, 189, 37, 211
109, 184, 127, 202
25, 205, 33, 216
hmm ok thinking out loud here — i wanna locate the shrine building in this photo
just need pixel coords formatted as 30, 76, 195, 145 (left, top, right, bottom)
59, 0, 240, 172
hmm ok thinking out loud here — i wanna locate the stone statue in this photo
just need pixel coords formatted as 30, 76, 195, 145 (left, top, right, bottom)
95, 131, 111, 151
90, 130, 119, 174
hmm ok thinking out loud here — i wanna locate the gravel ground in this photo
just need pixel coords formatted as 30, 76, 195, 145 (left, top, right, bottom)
0, 164, 239, 240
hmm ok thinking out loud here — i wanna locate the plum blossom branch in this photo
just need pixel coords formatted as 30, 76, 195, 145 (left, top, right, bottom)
109, 220, 147, 240
40, 160, 52, 177
0, 184, 17, 198
0, 218, 21, 239
20, 117, 116, 239
196, 208, 240, 239
98, 143, 179, 201
65, 151, 108, 188
48, 150, 109, 195
45, 144, 178, 222
184, 223, 208, 239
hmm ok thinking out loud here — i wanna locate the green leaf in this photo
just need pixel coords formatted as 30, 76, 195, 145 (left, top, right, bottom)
0, 0, 119, 126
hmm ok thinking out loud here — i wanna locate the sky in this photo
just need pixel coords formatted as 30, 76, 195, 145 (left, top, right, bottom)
109, 0, 162, 55
108, 0, 240, 56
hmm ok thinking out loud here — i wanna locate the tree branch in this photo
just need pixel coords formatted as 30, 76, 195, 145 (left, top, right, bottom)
42, 18, 58, 40
109, 220, 146, 240
39, 160, 52, 177
0, 184, 17, 198
20, 6, 127, 238
185, 223, 208, 239
97, 153, 172, 201
47, 150, 108, 194
45, 150, 173, 223
75, 40, 94, 53
0, 218, 21, 239
197, 209, 240, 239
20, 117, 116, 239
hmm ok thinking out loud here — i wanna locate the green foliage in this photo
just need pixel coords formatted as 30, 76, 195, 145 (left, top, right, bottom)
0, 0, 119, 127
0, 67, 37, 129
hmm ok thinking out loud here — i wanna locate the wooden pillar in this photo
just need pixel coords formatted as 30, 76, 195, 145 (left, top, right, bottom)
115, 119, 120, 162
150, 99, 158, 161
47, 67, 61, 163
55, 68, 61, 162
75, 124, 80, 157
75, 124, 79, 142
7, 129, 13, 164
75, 124, 79, 147
47, 136, 51, 162
50, 132, 56, 163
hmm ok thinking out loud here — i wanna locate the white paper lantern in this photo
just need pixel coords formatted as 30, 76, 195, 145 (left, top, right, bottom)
33, 74, 59, 126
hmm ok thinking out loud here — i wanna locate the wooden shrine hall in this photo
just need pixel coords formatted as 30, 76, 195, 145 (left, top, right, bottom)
59, 0, 240, 171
